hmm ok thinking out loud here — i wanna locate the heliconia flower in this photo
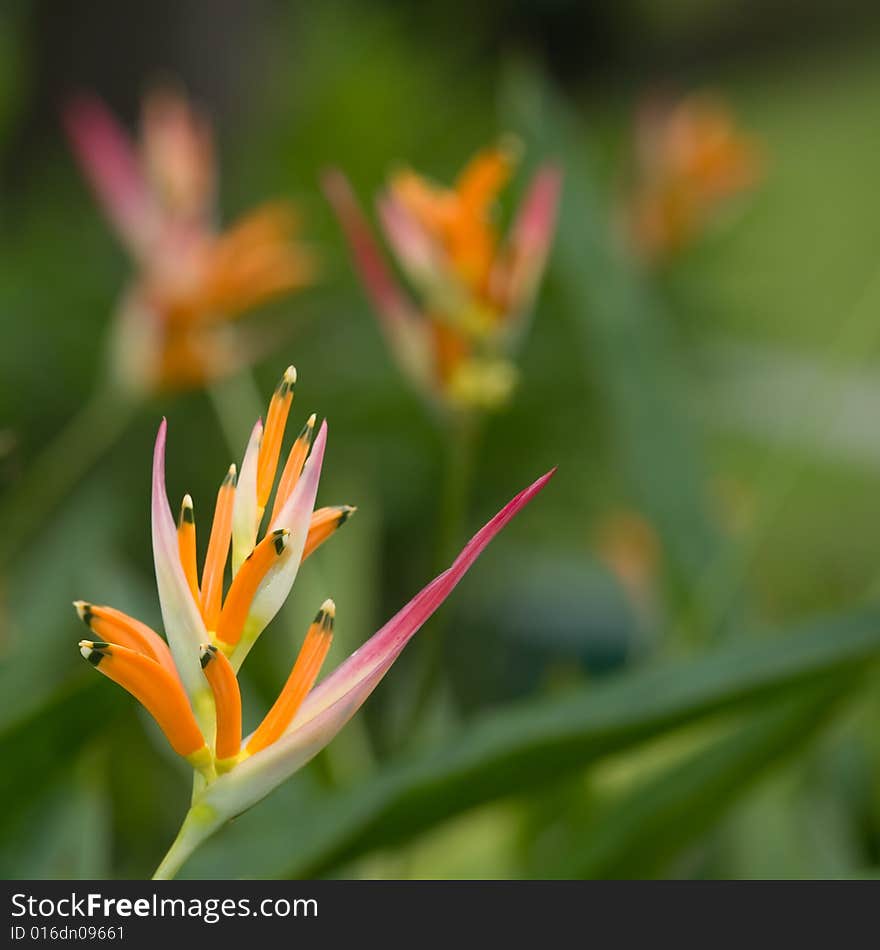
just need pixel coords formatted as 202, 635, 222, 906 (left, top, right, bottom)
623, 93, 762, 262
72, 365, 554, 878
64, 89, 316, 395
324, 143, 561, 412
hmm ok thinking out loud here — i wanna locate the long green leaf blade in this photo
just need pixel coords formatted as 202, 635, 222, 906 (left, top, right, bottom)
565, 682, 851, 878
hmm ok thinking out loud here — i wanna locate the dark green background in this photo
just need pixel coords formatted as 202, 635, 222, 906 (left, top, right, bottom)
2, 0, 880, 878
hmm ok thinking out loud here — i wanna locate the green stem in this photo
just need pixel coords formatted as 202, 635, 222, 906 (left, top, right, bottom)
0, 381, 137, 572
400, 412, 482, 741
435, 412, 481, 571
152, 803, 221, 881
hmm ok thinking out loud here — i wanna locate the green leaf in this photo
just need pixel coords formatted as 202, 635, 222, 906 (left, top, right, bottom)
0, 678, 120, 835
181, 603, 880, 878
717, 702, 873, 878
563, 681, 851, 878
0, 745, 113, 879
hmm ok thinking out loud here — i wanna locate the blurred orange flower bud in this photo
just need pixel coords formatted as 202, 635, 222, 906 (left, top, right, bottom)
624, 93, 762, 263
325, 143, 561, 413
595, 508, 662, 625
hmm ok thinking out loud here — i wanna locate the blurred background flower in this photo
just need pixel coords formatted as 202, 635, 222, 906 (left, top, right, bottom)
0, 79, 317, 577
3, 0, 880, 881
621, 93, 762, 263
65, 90, 316, 395
325, 145, 560, 413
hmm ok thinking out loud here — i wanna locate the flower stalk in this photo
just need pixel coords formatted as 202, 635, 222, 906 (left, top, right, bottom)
152, 804, 223, 881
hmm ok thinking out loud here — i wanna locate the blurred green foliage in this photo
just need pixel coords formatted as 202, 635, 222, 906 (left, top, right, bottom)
2, 0, 880, 878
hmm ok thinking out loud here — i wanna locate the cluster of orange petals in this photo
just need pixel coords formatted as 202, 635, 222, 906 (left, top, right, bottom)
391, 143, 516, 307
75, 368, 352, 777
65, 89, 315, 394
392, 145, 520, 389
142, 203, 315, 391
325, 142, 560, 411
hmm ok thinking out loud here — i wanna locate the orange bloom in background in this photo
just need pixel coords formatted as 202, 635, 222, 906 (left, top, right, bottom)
624, 94, 762, 263
595, 508, 662, 629
64, 89, 316, 394
324, 142, 561, 412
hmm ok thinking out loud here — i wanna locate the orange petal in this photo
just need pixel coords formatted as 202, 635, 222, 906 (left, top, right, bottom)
177, 494, 199, 602
215, 529, 291, 653
244, 600, 334, 757
257, 366, 296, 510
200, 644, 242, 770
302, 506, 356, 561
201, 464, 236, 631
79, 639, 209, 771
270, 413, 315, 523
73, 602, 177, 676
455, 141, 517, 216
